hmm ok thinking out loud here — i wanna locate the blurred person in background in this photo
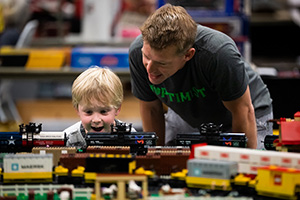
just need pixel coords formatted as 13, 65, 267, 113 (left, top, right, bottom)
0, 0, 31, 47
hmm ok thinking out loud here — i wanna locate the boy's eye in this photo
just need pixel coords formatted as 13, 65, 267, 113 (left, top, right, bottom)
85, 110, 93, 114
100, 110, 108, 114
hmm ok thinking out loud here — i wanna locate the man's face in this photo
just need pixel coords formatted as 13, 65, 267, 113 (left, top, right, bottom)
141, 41, 188, 85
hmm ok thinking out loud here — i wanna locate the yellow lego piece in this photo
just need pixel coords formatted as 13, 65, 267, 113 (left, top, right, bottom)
256, 165, 300, 199
186, 176, 232, 191
3, 172, 52, 183
54, 165, 69, 176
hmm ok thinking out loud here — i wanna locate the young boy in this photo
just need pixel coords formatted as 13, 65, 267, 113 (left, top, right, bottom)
63, 66, 135, 149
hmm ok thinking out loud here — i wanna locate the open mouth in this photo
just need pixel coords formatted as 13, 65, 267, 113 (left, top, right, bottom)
149, 73, 162, 80
149, 73, 163, 84
91, 126, 104, 132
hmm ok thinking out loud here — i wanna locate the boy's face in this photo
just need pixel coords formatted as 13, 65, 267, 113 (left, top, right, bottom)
77, 100, 120, 133
141, 41, 193, 85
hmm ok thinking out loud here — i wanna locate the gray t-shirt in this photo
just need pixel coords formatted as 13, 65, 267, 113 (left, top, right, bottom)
64, 119, 136, 149
129, 24, 272, 131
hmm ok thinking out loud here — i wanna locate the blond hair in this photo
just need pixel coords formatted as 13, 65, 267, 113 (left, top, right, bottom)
140, 3, 197, 54
72, 66, 123, 109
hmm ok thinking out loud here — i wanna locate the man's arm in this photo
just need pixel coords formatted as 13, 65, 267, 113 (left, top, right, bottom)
222, 86, 257, 149
139, 99, 165, 146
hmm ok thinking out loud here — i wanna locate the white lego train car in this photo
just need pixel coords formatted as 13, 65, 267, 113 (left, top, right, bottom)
22, 131, 66, 146
193, 144, 300, 174
3, 153, 53, 183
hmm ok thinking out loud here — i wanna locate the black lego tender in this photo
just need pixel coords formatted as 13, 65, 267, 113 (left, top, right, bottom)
85, 121, 157, 155
176, 123, 247, 148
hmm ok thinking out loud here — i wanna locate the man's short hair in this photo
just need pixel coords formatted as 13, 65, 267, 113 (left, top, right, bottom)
140, 3, 197, 54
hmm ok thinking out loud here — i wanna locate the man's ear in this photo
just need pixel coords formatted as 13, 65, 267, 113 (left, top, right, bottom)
184, 47, 195, 61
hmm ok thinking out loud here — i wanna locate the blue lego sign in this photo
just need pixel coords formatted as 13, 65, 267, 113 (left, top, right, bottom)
11, 163, 19, 171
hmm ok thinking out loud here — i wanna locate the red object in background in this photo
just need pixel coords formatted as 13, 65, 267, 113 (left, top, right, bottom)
74, 0, 83, 19
189, 143, 207, 159
280, 121, 300, 145
294, 111, 300, 119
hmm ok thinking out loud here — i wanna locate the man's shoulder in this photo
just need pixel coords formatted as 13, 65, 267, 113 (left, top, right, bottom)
195, 24, 235, 53
129, 35, 143, 54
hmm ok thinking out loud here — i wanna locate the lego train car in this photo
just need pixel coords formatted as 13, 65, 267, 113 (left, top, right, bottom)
184, 157, 300, 200
0, 123, 66, 153
2, 153, 53, 183
176, 123, 247, 148
193, 144, 300, 175
0, 122, 157, 155
0, 131, 24, 152
186, 158, 238, 191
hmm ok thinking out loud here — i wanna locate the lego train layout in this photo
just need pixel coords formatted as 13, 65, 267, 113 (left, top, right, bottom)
0, 111, 299, 199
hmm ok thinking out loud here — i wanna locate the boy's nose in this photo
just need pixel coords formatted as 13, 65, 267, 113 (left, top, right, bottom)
92, 119, 102, 123
92, 114, 103, 123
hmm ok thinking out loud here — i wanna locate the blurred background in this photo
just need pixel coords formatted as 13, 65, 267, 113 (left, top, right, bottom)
0, 0, 299, 131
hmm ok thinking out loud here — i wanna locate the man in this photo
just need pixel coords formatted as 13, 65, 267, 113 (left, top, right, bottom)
129, 4, 273, 149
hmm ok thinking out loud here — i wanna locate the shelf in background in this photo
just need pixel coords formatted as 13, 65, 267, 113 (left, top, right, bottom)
0, 67, 131, 82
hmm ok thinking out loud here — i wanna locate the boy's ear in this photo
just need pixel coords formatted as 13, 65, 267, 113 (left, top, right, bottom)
115, 106, 121, 116
75, 107, 80, 116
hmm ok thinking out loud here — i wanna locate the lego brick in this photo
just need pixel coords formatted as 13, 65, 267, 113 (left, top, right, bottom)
4, 153, 53, 173
59, 153, 91, 172
280, 121, 300, 145
85, 154, 135, 173
32, 147, 76, 166
86, 146, 130, 154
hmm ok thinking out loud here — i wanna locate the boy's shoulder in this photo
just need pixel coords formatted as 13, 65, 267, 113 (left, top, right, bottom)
63, 121, 82, 135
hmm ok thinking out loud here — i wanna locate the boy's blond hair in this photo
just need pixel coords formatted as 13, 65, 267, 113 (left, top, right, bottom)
72, 66, 123, 109
140, 3, 197, 55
